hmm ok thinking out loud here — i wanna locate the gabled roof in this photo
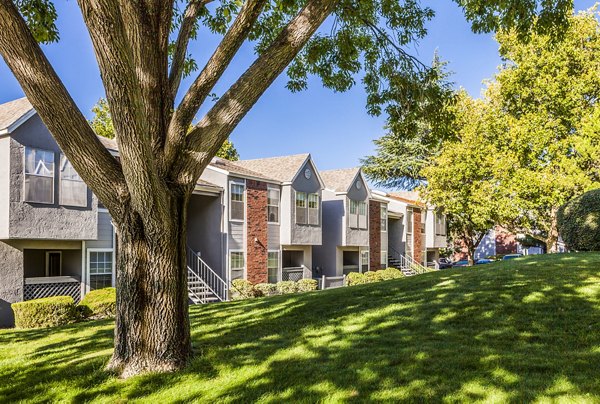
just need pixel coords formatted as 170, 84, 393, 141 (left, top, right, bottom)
0, 97, 35, 134
232, 153, 311, 183
320, 167, 365, 194
210, 157, 278, 182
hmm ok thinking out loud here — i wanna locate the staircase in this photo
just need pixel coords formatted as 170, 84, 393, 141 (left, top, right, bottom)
187, 247, 228, 304
388, 247, 431, 277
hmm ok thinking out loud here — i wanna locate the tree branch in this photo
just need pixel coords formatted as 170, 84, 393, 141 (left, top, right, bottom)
165, 0, 268, 168
172, 0, 340, 184
168, 0, 212, 99
0, 0, 128, 219
77, 0, 173, 227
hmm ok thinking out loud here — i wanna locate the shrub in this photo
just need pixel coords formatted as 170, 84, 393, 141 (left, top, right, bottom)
297, 279, 318, 292
364, 271, 381, 283
346, 272, 366, 286
78, 288, 116, 319
276, 281, 298, 294
379, 267, 404, 280
254, 283, 278, 297
231, 279, 257, 300
558, 189, 600, 251
12, 296, 79, 329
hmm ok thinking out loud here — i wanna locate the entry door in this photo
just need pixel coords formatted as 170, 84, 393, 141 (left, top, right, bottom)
46, 252, 62, 277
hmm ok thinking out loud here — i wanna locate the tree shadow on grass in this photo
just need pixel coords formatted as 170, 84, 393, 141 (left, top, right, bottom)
1, 253, 600, 402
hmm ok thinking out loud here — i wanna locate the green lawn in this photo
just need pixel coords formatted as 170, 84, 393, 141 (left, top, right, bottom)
2, 253, 600, 402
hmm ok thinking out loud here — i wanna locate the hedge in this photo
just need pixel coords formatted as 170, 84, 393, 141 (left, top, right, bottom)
231, 279, 257, 300
297, 279, 318, 292
557, 189, 600, 251
276, 281, 298, 294
12, 296, 79, 329
78, 288, 116, 319
254, 283, 277, 297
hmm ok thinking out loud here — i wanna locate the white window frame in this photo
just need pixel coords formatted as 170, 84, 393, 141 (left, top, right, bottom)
348, 199, 358, 229
45, 251, 62, 277
229, 182, 245, 222
59, 154, 88, 208
361, 250, 369, 273
381, 205, 388, 232
87, 248, 114, 290
267, 250, 280, 284
308, 193, 320, 226
229, 250, 245, 281
381, 250, 388, 267
23, 147, 55, 205
295, 191, 307, 225
267, 188, 280, 224
358, 201, 367, 230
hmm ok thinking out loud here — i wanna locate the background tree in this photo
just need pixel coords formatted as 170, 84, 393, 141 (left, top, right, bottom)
0, 0, 572, 377
488, 9, 600, 252
420, 93, 516, 264
90, 98, 240, 160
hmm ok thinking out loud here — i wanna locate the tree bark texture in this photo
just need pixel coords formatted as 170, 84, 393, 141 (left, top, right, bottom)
108, 194, 192, 378
546, 207, 560, 253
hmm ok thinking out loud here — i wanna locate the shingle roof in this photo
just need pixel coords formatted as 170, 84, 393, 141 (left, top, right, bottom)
96, 135, 118, 152
320, 168, 362, 193
0, 97, 34, 132
388, 191, 426, 207
211, 157, 278, 182
232, 153, 310, 183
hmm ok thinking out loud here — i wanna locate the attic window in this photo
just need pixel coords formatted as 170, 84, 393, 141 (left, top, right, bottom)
24, 148, 54, 204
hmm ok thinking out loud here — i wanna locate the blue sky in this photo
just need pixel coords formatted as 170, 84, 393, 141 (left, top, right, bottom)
0, 1, 596, 171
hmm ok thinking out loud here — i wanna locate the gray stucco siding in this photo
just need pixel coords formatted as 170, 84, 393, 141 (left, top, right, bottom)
7, 115, 97, 240
0, 136, 10, 239
0, 241, 24, 328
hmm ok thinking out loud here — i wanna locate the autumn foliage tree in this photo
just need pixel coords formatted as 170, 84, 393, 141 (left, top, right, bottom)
0, 0, 573, 377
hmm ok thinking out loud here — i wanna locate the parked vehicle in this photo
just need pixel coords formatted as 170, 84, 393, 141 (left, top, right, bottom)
453, 260, 469, 267
475, 258, 494, 265
438, 258, 453, 269
502, 254, 523, 260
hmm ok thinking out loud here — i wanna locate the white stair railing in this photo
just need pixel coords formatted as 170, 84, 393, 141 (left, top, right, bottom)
187, 247, 228, 303
389, 246, 432, 275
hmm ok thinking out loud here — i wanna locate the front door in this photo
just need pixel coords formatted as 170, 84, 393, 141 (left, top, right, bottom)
46, 252, 61, 277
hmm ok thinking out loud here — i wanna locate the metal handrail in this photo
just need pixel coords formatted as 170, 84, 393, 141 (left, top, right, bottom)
187, 247, 228, 302
388, 246, 432, 275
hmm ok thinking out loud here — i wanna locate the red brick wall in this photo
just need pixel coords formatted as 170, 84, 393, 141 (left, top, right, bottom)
413, 208, 424, 265
495, 226, 517, 255
369, 201, 381, 270
246, 180, 268, 284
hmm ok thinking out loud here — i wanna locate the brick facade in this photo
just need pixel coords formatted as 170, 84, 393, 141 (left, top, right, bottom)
495, 226, 518, 255
413, 208, 424, 265
369, 201, 381, 270
246, 180, 268, 284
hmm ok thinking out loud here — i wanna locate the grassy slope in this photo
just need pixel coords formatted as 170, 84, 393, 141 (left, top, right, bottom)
1, 253, 600, 403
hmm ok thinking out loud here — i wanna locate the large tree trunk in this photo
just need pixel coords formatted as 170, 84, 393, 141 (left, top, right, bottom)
546, 207, 560, 253
107, 194, 192, 378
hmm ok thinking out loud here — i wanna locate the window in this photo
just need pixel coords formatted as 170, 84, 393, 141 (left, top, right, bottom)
89, 250, 113, 290
349, 199, 367, 229
358, 201, 367, 229
230, 183, 245, 221
436, 214, 447, 236
268, 251, 279, 284
406, 209, 413, 258
59, 155, 87, 207
381, 205, 388, 232
420, 210, 426, 233
46, 251, 61, 277
230, 251, 244, 280
361, 251, 369, 273
348, 199, 358, 228
24, 148, 54, 204
381, 251, 388, 267
267, 188, 280, 223
308, 193, 319, 225
295, 192, 307, 224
